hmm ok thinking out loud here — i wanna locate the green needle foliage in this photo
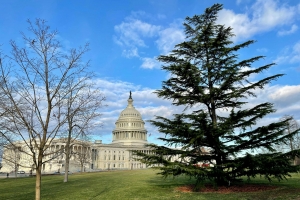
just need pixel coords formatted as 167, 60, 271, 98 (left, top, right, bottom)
135, 4, 300, 186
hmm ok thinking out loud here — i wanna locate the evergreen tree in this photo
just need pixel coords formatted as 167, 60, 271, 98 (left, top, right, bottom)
136, 4, 300, 186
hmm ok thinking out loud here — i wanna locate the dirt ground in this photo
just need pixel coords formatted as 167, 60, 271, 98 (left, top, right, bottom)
177, 184, 278, 194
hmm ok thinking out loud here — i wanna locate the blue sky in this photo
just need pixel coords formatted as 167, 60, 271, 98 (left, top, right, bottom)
1, 0, 300, 145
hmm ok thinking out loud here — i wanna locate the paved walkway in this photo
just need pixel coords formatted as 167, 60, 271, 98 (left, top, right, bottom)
0, 173, 29, 178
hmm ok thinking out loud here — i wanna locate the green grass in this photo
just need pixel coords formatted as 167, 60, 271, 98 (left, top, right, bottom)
1, 169, 300, 200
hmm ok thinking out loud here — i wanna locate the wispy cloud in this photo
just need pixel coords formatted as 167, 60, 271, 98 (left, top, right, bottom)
114, 0, 300, 69
114, 12, 161, 58
268, 85, 300, 109
218, 0, 300, 41
139, 21, 184, 69
114, 13, 184, 69
155, 20, 185, 54
140, 57, 160, 69
93, 77, 300, 144
274, 41, 300, 64
278, 24, 298, 36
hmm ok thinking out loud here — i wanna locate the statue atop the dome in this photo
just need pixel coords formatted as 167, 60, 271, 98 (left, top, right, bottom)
129, 91, 132, 99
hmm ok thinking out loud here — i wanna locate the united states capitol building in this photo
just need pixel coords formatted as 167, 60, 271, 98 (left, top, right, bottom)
91, 93, 151, 170
1, 93, 152, 173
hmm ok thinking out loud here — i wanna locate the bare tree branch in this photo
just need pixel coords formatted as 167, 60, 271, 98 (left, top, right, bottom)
0, 19, 105, 200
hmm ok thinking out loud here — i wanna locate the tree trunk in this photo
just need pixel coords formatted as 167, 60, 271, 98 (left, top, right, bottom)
64, 134, 71, 182
14, 167, 17, 178
35, 156, 42, 200
64, 158, 69, 182
81, 161, 85, 172
208, 68, 223, 185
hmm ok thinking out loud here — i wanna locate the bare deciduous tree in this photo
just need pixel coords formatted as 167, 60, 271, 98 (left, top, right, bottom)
280, 115, 300, 164
262, 116, 300, 156
2, 145, 21, 177
282, 116, 300, 150
59, 80, 105, 182
0, 135, 6, 168
0, 19, 104, 200
73, 140, 92, 173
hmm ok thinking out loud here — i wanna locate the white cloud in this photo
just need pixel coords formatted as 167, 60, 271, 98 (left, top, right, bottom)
218, 0, 299, 41
92, 77, 300, 145
274, 55, 290, 64
278, 24, 298, 36
91, 78, 176, 143
140, 57, 160, 69
122, 47, 139, 58
139, 22, 184, 68
268, 85, 300, 108
139, 106, 174, 119
114, 13, 184, 69
114, 0, 300, 70
93, 79, 139, 96
114, 16, 161, 58
274, 41, 300, 64
293, 41, 300, 52
114, 19, 160, 46
291, 41, 300, 63
240, 84, 300, 122
155, 21, 185, 54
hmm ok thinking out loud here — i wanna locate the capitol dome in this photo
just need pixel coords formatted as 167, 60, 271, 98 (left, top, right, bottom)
112, 92, 147, 145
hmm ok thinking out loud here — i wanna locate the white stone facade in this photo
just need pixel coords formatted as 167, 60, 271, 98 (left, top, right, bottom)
90, 93, 151, 170
1, 139, 92, 173
1, 93, 151, 173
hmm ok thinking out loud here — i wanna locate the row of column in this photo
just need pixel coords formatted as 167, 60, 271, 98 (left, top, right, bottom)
113, 131, 147, 140
49, 144, 91, 152
46, 144, 91, 160
103, 163, 146, 169
117, 122, 143, 128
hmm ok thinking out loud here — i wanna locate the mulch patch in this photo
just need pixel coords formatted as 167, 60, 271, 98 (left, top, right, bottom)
177, 184, 278, 194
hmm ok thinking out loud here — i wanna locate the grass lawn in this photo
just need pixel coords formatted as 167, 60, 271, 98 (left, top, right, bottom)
1, 169, 300, 200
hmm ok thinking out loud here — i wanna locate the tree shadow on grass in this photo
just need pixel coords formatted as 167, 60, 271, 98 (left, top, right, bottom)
146, 175, 196, 188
